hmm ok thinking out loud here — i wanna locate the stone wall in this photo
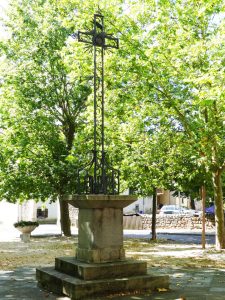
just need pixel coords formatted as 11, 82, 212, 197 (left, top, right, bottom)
69, 205, 79, 227
123, 215, 143, 229
123, 214, 215, 230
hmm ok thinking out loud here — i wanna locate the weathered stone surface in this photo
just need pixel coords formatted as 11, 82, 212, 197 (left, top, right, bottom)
36, 266, 169, 300
123, 215, 143, 229
76, 246, 125, 263
124, 214, 216, 230
37, 194, 170, 299
65, 195, 139, 263
55, 257, 147, 280
69, 205, 78, 227
65, 195, 138, 263
63, 194, 137, 208
20, 233, 31, 242
77, 207, 124, 263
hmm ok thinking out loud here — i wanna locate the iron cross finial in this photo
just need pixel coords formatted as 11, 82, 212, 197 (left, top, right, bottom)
76, 13, 120, 195
77, 14, 119, 49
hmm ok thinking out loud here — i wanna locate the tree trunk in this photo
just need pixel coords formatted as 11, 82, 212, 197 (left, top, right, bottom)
57, 120, 74, 237
190, 198, 195, 209
212, 170, 225, 249
201, 185, 206, 249
59, 195, 71, 236
151, 187, 157, 240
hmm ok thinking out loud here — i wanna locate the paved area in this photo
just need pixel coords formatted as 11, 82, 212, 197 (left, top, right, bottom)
0, 223, 215, 243
111, 266, 225, 300
0, 224, 224, 300
1, 265, 225, 299
124, 230, 215, 245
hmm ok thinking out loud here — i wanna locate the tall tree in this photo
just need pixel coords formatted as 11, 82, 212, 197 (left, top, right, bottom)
0, 0, 93, 235
2, 0, 225, 249
106, 0, 225, 249
0, 0, 126, 235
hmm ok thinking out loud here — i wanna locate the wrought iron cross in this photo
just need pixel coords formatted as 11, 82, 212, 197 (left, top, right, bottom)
77, 13, 120, 194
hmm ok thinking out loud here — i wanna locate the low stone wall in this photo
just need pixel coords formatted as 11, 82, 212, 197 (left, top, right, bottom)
123, 215, 143, 230
69, 205, 78, 227
123, 214, 215, 230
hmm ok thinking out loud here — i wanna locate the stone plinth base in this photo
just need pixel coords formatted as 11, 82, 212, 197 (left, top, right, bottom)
20, 233, 31, 242
37, 195, 170, 298
66, 195, 137, 263
76, 246, 125, 263
77, 207, 125, 263
55, 257, 147, 280
36, 257, 169, 299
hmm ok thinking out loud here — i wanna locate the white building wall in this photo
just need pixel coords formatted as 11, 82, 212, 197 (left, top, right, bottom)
159, 191, 191, 208
36, 200, 58, 220
123, 196, 153, 214
18, 200, 36, 221
0, 199, 58, 227
171, 193, 191, 208
0, 200, 18, 225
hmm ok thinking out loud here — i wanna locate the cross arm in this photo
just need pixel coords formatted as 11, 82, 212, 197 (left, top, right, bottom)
104, 34, 119, 49
77, 30, 95, 45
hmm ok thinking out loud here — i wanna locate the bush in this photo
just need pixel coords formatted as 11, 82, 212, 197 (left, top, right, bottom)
14, 221, 39, 228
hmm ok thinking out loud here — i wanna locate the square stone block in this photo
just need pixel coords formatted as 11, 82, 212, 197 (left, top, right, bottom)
77, 207, 124, 262
55, 257, 147, 280
36, 266, 169, 300
76, 246, 125, 263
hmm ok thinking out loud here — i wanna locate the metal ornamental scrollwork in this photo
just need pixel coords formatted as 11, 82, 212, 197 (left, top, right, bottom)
75, 13, 119, 194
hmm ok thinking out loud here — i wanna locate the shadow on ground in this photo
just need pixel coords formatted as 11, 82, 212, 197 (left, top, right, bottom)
1, 265, 225, 300
0, 236, 225, 299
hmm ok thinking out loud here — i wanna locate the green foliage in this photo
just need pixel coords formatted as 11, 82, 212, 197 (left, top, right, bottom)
104, 0, 225, 200
0, 0, 94, 202
14, 220, 39, 228
1, 0, 225, 233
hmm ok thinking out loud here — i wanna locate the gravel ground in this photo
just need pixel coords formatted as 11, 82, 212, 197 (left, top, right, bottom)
0, 235, 225, 270
1, 234, 225, 300
0, 236, 76, 270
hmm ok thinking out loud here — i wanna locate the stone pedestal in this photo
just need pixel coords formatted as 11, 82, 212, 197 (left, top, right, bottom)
36, 195, 169, 299
77, 207, 125, 262
72, 195, 136, 263
20, 233, 31, 242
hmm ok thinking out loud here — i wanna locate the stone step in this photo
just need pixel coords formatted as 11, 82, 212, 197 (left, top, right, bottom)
36, 267, 169, 300
55, 257, 147, 280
